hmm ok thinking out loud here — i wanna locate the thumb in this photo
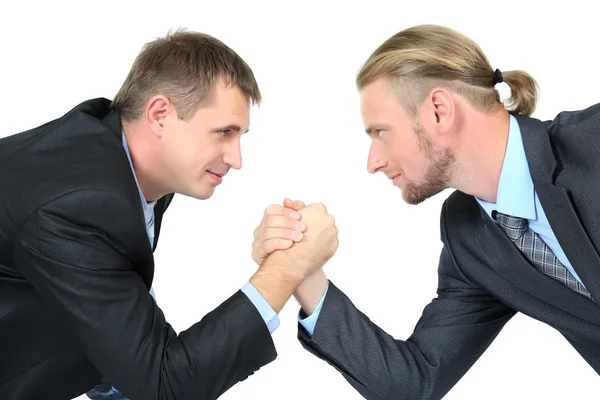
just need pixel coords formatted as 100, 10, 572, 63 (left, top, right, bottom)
284, 197, 306, 211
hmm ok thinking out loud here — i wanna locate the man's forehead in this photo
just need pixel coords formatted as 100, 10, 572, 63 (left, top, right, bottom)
361, 79, 397, 105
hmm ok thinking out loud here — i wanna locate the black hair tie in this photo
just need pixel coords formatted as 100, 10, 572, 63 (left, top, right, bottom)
493, 68, 503, 85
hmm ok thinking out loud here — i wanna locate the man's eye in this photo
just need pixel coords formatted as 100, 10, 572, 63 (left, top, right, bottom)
376, 130, 384, 138
218, 129, 229, 136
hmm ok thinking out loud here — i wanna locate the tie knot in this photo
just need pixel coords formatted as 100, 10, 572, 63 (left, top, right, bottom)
493, 211, 528, 241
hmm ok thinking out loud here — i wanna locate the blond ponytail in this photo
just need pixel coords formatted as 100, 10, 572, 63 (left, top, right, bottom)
357, 25, 540, 117
501, 70, 539, 116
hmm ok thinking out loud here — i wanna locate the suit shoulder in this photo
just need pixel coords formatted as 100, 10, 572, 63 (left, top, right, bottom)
2, 98, 113, 140
438, 190, 487, 246
545, 102, 600, 134
1, 97, 137, 217
441, 190, 482, 225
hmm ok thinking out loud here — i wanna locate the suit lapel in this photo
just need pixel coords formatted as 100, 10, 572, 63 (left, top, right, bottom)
475, 211, 600, 324
101, 110, 149, 237
514, 113, 600, 305
100, 108, 155, 288
102, 109, 174, 253
153, 193, 174, 251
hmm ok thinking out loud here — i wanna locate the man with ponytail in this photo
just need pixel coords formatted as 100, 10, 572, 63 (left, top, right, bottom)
289, 24, 600, 399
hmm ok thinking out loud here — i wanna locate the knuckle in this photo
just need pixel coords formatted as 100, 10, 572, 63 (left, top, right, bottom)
265, 204, 280, 215
265, 215, 275, 226
263, 227, 277, 240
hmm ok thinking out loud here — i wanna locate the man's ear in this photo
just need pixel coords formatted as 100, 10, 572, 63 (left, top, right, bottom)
418, 87, 457, 145
146, 95, 172, 138
429, 87, 454, 130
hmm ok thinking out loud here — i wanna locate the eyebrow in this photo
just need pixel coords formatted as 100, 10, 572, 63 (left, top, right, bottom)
215, 124, 250, 133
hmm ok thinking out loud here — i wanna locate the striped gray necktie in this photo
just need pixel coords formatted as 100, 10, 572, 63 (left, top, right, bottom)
493, 211, 593, 301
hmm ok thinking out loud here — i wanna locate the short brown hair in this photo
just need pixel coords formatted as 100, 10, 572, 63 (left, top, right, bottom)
357, 24, 539, 116
111, 28, 261, 121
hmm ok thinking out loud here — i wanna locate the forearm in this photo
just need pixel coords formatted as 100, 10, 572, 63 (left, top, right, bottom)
294, 268, 329, 315
298, 282, 429, 399
249, 254, 305, 314
173, 290, 277, 399
13, 191, 277, 400
298, 281, 515, 400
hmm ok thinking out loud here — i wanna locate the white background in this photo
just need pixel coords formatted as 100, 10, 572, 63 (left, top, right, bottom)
1, 0, 600, 398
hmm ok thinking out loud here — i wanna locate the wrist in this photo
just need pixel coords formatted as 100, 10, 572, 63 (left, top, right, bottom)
263, 252, 313, 283
294, 269, 328, 315
249, 254, 306, 314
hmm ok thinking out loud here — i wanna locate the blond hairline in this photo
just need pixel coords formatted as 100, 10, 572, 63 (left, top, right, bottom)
356, 25, 539, 116
374, 76, 501, 118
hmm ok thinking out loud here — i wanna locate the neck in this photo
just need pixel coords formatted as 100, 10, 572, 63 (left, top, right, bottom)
451, 106, 510, 203
122, 120, 165, 202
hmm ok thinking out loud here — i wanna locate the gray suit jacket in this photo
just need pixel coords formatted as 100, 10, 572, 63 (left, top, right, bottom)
298, 104, 600, 399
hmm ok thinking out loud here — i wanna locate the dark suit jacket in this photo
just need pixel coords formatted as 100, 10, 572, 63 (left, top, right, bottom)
0, 98, 276, 400
298, 104, 600, 399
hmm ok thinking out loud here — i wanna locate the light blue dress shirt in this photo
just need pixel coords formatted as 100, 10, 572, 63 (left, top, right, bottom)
299, 114, 586, 339
476, 114, 584, 286
298, 286, 328, 336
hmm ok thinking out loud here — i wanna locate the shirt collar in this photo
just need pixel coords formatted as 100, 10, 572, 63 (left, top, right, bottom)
475, 114, 536, 221
122, 130, 157, 214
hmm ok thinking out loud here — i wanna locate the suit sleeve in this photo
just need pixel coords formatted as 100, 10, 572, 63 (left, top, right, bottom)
297, 202, 516, 400
13, 189, 276, 400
